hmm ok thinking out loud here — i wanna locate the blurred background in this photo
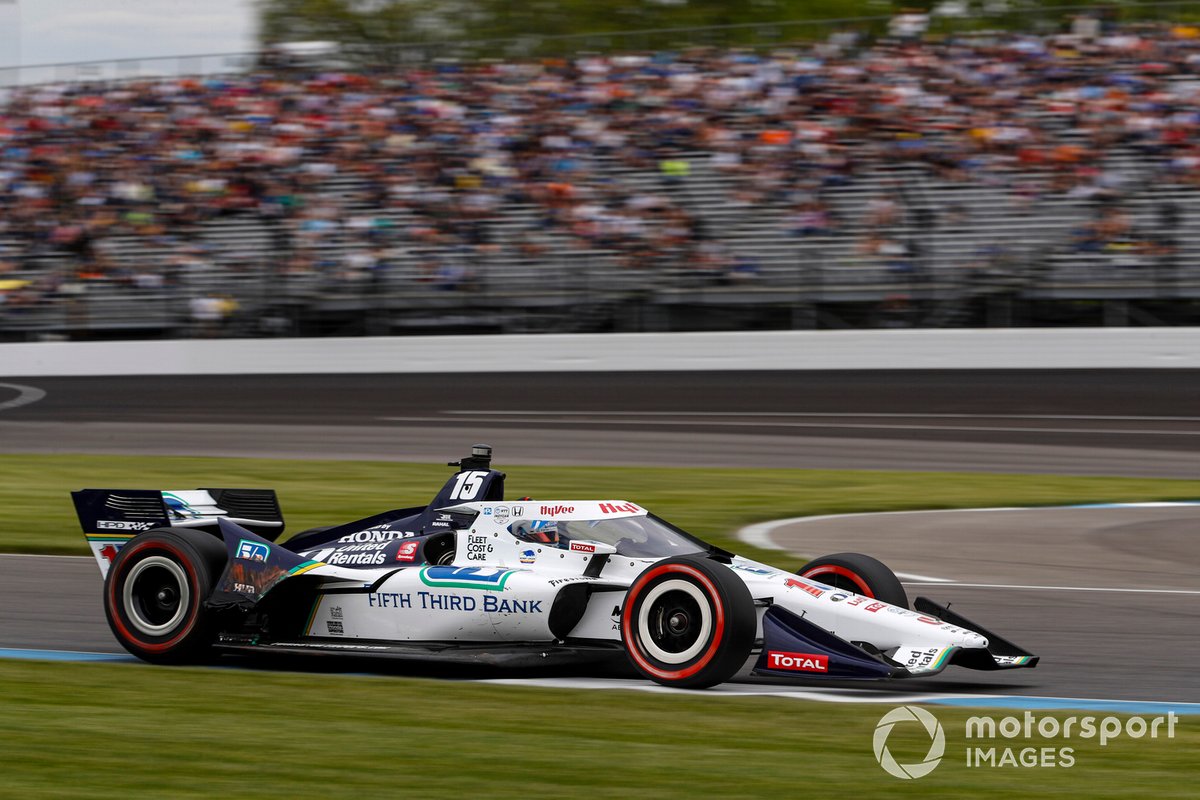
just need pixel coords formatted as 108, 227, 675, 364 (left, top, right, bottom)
3, 0, 1200, 339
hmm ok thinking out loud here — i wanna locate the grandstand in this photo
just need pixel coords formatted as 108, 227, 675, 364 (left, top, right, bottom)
2, 23, 1199, 339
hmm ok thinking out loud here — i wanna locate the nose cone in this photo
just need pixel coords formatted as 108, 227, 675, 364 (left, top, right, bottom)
951, 628, 989, 649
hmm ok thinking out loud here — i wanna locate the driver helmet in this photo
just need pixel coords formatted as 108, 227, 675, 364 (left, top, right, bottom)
512, 519, 559, 544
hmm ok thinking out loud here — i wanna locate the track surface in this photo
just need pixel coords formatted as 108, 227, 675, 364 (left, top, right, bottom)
0, 370, 1197, 702
1, 371, 1199, 475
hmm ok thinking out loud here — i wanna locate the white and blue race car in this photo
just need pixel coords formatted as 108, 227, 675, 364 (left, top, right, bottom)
73, 445, 1037, 688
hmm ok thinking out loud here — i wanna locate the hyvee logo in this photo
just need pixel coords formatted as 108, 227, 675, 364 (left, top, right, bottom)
874, 706, 945, 780
598, 502, 639, 514
539, 505, 574, 516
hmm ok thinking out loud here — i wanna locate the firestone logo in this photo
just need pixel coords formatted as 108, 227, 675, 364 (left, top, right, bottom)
874, 706, 946, 780
540, 505, 574, 516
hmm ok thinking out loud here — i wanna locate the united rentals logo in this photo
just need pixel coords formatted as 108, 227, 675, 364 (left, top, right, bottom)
873, 706, 945, 780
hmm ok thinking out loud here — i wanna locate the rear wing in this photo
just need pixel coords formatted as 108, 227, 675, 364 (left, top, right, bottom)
72, 488, 284, 577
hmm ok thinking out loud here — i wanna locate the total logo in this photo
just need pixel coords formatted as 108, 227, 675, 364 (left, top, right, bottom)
539, 505, 574, 516
569, 541, 596, 553
766, 651, 828, 673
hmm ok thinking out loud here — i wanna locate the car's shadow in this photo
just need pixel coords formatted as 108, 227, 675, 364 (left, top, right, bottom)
214, 652, 1037, 695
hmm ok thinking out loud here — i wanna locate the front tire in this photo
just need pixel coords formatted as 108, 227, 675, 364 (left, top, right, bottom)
621, 556, 756, 689
104, 528, 226, 664
798, 552, 908, 608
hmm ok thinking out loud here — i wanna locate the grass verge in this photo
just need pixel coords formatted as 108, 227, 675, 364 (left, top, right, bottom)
0, 659, 1194, 798
2, 454, 1198, 568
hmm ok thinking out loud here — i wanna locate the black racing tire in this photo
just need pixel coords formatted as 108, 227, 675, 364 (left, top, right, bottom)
621, 555, 756, 689
797, 552, 908, 608
103, 528, 227, 664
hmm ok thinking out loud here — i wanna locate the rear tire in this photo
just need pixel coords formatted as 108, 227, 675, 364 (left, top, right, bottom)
621, 556, 756, 689
798, 552, 908, 608
104, 528, 226, 664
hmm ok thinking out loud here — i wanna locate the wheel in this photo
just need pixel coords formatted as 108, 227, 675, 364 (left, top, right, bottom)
797, 552, 908, 608
104, 528, 227, 664
621, 555, 756, 689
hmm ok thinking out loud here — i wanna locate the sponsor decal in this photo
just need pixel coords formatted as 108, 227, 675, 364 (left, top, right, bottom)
367, 591, 543, 614
730, 564, 776, 576
547, 577, 589, 587
98, 543, 123, 562
330, 606, 343, 619
484, 595, 543, 614
569, 541, 596, 553
396, 541, 419, 562
418, 566, 515, 591
540, 505, 574, 516
324, 550, 387, 566
483, 507, 492, 516
917, 615, 943, 625
767, 651, 829, 673
846, 595, 868, 607
785, 578, 824, 598
864, 602, 887, 613
162, 492, 200, 518
338, 529, 415, 544
598, 502, 639, 515
419, 592, 476, 611
96, 520, 156, 531
511, 506, 525, 517
236, 539, 270, 562
326, 620, 343, 635
493, 506, 510, 525
906, 647, 949, 670
992, 655, 1033, 667
233, 582, 256, 595
520, 549, 536, 564
465, 533, 494, 561
368, 592, 413, 608
830, 592, 850, 602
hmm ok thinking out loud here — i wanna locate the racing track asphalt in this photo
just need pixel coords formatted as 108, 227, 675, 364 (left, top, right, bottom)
1, 370, 1199, 475
0, 370, 1196, 703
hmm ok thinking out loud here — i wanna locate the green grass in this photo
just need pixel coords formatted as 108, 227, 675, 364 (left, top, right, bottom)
5, 454, 1199, 567
0, 659, 1193, 798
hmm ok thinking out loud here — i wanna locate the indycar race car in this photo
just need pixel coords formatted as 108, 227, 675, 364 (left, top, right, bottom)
73, 445, 1038, 689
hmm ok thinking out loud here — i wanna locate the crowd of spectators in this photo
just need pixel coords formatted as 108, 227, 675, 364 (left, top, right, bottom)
2, 16, 1200, 327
